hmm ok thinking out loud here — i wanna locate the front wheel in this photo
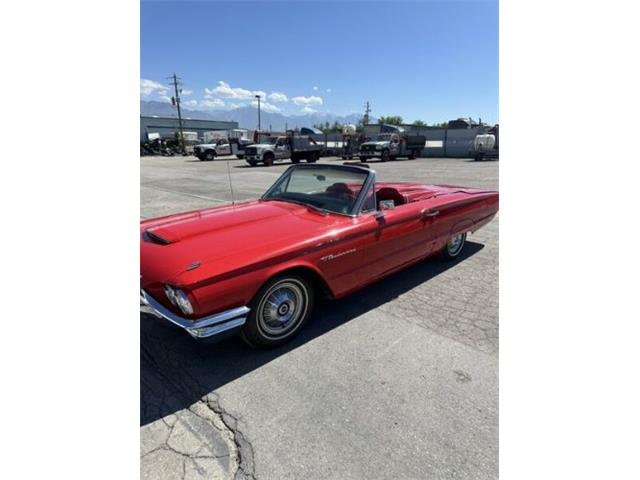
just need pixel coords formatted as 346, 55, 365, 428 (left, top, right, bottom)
263, 154, 274, 166
359, 156, 369, 162
440, 233, 467, 260
241, 274, 315, 348
205, 150, 215, 161
248, 161, 257, 167
381, 149, 390, 162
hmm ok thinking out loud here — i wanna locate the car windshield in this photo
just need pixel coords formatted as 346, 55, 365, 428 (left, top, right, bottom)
258, 137, 278, 145
262, 166, 370, 215
375, 134, 393, 141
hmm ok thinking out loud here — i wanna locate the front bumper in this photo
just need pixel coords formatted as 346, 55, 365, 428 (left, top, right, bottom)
140, 289, 250, 339
360, 150, 382, 157
245, 154, 263, 161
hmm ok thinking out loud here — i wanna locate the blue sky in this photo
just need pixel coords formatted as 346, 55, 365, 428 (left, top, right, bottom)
141, 0, 498, 124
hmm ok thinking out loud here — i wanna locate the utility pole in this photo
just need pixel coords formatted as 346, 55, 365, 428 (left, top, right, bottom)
168, 73, 186, 154
363, 101, 371, 125
255, 94, 261, 131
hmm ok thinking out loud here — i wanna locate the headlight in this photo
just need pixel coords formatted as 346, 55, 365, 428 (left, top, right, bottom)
164, 285, 177, 305
175, 289, 194, 315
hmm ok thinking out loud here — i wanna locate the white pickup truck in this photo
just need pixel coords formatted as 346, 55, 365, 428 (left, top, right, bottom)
193, 139, 233, 161
243, 135, 323, 167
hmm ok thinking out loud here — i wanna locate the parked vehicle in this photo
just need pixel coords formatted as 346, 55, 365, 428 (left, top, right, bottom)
193, 139, 232, 161
244, 131, 323, 166
470, 125, 499, 161
194, 129, 253, 161
359, 125, 426, 162
140, 163, 499, 347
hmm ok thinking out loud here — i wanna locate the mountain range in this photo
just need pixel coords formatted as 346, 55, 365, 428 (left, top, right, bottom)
140, 100, 370, 131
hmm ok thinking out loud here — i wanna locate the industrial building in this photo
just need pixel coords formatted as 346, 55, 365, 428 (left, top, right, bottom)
140, 116, 239, 141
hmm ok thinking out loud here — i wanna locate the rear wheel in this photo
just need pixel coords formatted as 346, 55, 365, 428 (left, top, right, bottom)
291, 157, 301, 164
306, 152, 318, 163
440, 233, 467, 260
359, 156, 369, 162
241, 274, 315, 348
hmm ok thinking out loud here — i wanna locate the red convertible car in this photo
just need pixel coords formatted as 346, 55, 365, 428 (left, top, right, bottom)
140, 164, 498, 347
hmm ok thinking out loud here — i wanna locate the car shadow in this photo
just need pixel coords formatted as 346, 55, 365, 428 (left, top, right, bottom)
140, 241, 485, 426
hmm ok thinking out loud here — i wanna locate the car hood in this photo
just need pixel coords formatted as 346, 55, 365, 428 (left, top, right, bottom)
140, 200, 337, 287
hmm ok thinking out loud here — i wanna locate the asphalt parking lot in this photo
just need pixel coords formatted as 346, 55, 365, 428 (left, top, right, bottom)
140, 155, 499, 479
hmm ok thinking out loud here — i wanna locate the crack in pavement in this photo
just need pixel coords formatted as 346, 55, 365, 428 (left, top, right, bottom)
141, 323, 257, 480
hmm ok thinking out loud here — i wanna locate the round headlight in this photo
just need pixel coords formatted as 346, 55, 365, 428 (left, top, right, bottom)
175, 289, 194, 315
164, 285, 177, 305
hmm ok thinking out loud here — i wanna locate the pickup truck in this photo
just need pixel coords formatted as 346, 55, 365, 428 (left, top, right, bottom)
244, 134, 323, 167
193, 137, 253, 161
359, 132, 426, 162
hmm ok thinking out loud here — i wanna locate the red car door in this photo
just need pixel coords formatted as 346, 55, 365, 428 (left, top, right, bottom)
355, 204, 438, 284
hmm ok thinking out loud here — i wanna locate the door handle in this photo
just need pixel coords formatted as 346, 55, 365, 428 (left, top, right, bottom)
421, 209, 439, 217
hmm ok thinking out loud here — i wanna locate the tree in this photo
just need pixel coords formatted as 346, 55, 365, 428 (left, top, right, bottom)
377, 115, 403, 126
413, 120, 426, 127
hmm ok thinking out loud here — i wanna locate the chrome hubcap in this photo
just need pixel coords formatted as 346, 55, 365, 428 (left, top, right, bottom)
447, 234, 465, 255
258, 280, 308, 338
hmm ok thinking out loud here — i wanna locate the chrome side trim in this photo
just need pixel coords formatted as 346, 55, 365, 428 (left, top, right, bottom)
140, 289, 250, 338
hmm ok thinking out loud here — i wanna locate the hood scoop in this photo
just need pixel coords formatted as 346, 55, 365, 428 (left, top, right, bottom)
145, 228, 178, 245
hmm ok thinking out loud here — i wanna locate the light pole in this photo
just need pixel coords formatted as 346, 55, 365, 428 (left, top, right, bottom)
255, 94, 261, 131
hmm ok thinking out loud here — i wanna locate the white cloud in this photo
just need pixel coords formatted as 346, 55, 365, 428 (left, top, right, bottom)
181, 89, 193, 96
185, 99, 197, 107
301, 106, 317, 114
292, 95, 323, 106
313, 86, 319, 91
160, 95, 172, 103
140, 79, 167, 97
251, 100, 281, 113
268, 91, 288, 103
205, 81, 266, 101
200, 99, 226, 109
326, 88, 332, 93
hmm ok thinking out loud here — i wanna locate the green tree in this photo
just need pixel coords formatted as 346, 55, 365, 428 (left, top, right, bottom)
413, 120, 426, 127
378, 115, 403, 126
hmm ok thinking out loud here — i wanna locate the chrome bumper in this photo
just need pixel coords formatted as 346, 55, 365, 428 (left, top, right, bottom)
140, 289, 250, 339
